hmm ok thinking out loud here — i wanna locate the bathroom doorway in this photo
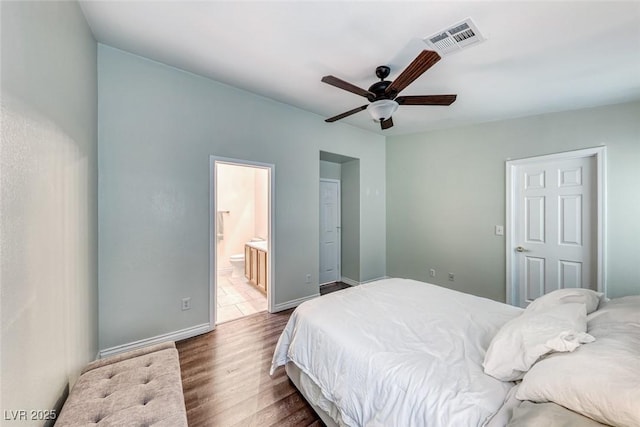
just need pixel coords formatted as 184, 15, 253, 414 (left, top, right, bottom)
210, 157, 274, 326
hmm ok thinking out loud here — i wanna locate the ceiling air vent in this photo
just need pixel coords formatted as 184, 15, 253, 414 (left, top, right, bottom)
424, 18, 485, 56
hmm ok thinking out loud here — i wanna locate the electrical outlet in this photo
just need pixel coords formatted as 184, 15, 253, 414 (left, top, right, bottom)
429, 268, 436, 278
182, 297, 191, 311
448, 273, 455, 281
305, 274, 312, 284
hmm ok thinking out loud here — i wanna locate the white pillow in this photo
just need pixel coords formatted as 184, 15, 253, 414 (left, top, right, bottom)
587, 295, 640, 326
483, 303, 594, 381
517, 297, 640, 427
507, 401, 607, 427
526, 288, 604, 314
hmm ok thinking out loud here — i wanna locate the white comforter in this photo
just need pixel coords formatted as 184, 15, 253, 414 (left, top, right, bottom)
271, 278, 522, 427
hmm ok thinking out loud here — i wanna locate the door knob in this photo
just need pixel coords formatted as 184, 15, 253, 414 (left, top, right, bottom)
515, 246, 527, 253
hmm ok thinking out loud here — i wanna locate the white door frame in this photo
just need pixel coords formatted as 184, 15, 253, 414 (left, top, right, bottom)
319, 178, 341, 284
209, 156, 275, 330
505, 146, 606, 306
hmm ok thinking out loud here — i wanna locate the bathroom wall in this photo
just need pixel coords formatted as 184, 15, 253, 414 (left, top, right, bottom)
216, 163, 259, 270
254, 168, 269, 241
216, 163, 268, 271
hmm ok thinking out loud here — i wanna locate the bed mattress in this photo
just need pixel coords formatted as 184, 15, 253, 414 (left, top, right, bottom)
271, 278, 523, 427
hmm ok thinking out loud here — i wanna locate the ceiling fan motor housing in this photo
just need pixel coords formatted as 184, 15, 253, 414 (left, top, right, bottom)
367, 66, 394, 101
368, 81, 392, 101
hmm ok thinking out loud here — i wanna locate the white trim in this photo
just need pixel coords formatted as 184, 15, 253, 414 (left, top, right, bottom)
340, 275, 389, 287
209, 157, 217, 331
319, 281, 337, 286
505, 146, 607, 306
99, 323, 210, 358
361, 275, 389, 284
320, 178, 341, 283
340, 277, 359, 287
210, 156, 276, 330
272, 293, 320, 312
596, 148, 607, 297
505, 163, 516, 305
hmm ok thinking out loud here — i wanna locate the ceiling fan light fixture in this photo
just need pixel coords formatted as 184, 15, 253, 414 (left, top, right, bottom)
367, 99, 398, 121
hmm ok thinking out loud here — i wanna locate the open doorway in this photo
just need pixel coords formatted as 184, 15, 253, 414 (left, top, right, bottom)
319, 151, 360, 288
210, 157, 274, 326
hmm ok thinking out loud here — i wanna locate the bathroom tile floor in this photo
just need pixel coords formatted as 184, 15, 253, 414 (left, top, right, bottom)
216, 274, 267, 324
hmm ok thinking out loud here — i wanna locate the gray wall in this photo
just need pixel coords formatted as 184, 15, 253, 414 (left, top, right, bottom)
320, 160, 341, 180
341, 160, 361, 282
387, 101, 640, 302
98, 46, 386, 350
0, 1, 98, 423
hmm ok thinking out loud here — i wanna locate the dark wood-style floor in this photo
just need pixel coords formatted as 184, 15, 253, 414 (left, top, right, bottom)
176, 282, 350, 426
177, 309, 321, 426
319, 281, 351, 295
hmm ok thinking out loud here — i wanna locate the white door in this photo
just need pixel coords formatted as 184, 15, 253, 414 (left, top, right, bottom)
508, 149, 604, 307
319, 179, 340, 284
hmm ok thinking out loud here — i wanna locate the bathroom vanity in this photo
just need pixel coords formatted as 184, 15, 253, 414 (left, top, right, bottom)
245, 241, 267, 293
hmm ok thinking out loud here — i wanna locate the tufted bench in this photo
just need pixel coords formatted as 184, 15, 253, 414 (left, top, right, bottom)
55, 341, 188, 426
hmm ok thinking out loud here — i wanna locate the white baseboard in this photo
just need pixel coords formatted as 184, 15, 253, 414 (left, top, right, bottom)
272, 293, 320, 312
98, 323, 211, 359
361, 275, 389, 284
340, 276, 389, 287
340, 276, 359, 287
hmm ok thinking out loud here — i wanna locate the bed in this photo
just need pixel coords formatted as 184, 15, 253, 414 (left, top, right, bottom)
270, 278, 640, 427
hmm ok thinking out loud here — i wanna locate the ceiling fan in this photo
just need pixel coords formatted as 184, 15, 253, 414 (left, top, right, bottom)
321, 50, 457, 130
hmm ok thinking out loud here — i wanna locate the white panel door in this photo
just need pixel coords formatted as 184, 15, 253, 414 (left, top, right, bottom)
319, 180, 340, 284
514, 156, 596, 307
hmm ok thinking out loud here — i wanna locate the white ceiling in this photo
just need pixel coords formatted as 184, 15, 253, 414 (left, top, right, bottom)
79, 1, 640, 136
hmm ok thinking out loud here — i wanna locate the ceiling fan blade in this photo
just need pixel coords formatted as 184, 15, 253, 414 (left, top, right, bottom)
380, 117, 394, 130
385, 50, 441, 97
321, 75, 374, 98
395, 95, 457, 106
325, 105, 368, 122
